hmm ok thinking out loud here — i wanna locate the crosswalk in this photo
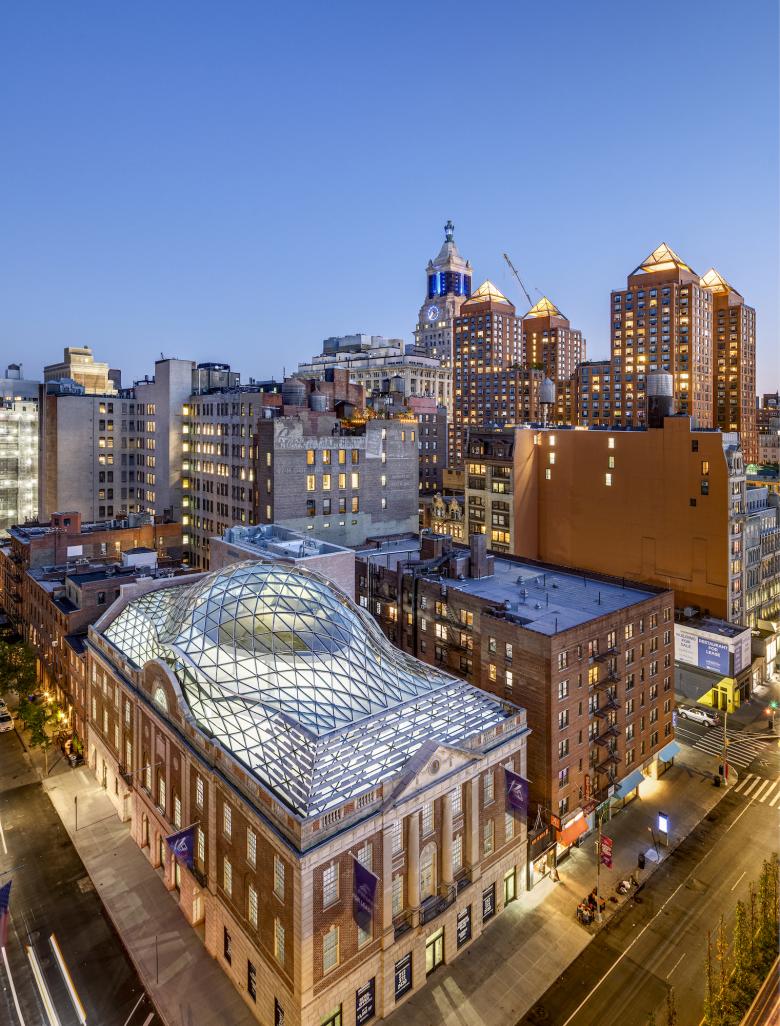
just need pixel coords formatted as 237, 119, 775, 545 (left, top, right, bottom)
733, 774, 780, 806
676, 724, 774, 769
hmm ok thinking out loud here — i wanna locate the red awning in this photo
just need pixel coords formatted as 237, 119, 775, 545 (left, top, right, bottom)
558, 816, 588, 847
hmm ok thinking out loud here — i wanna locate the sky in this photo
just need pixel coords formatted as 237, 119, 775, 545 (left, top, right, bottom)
2, 1, 778, 391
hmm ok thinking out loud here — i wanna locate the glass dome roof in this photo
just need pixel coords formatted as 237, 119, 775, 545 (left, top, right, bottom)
103, 561, 518, 816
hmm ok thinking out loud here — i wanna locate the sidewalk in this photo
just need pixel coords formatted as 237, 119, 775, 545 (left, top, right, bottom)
385, 750, 728, 1026
20, 732, 256, 1026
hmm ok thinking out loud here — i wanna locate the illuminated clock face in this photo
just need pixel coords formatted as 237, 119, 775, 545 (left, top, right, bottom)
426, 305, 440, 322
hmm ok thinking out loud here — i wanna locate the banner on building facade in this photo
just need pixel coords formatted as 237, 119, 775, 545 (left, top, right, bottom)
600, 835, 613, 869
164, 825, 196, 869
356, 978, 375, 1025
456, 905, 472, 948
394, 953, 412, 1000
505, 767, 529, 816
353, 857, 379, 932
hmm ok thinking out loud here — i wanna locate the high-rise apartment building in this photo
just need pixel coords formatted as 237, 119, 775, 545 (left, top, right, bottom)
522, 297, 585, 383
611, 244, 713, 427
700, 268, 758, 462
573, 360, 613, 426
452, 281, 541, 465
0, 396, 38, 534
414, 221, 472, 364
43, 346, 119, 394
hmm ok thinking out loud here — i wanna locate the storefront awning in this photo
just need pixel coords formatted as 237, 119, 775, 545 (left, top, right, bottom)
658, 740, 681, 762
558, 816, 588, 847
615, 768, 645, 799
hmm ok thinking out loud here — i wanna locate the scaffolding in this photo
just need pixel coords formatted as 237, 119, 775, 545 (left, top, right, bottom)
0, 398, 38, 534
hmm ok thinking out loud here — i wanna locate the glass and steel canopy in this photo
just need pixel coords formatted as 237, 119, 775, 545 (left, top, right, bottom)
103, 561, 519, 817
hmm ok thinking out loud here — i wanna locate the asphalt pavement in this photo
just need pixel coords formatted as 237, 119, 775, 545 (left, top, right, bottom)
517, 742, 780, 1026
0, 728, 157, 1026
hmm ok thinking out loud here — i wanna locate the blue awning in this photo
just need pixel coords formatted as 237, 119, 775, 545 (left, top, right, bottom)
658, 740, 681, 762
615, 768, 645, 798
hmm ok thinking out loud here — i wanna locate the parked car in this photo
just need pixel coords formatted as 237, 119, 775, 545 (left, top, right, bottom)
678, 705, 721, 727
0, 712, 14, 733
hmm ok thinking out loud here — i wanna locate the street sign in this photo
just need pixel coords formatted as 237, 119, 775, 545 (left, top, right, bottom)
600, 835, 613, 869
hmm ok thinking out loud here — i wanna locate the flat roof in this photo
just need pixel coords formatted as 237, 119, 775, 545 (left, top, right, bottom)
219, 524, 352, 560
677, 615, 747, 639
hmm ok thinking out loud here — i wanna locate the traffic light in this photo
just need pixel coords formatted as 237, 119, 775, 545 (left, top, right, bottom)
770, 700, 779, 710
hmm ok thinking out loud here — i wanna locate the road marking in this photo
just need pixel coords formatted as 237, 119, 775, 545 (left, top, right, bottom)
753, 780, 773, 802
666, 952, 685, 978
50, 934, 87, 1026
26, 944, 61, 1026
771, 788, 780, 808
734, 774, 753, 793
731, 871, 747, 892
0, 816, 7, 855
141, 1015, 154, 1026
761, 782, 780, 804
742, 777, 762, 796
726, 796, 759, 833
1, 944, 27, 1026
122, 994, 146, 1026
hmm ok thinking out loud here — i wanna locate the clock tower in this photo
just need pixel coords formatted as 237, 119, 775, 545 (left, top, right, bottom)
414, 221, 472, 365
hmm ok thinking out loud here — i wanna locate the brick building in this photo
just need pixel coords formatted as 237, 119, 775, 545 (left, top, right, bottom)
86, 560, 529, 1026
356, 533, 677, 862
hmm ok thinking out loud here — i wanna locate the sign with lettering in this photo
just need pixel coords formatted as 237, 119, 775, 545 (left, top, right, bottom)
550, 813, 562, 831
456, 905, 472, 948
356, 978, 375, 1025
600, 835, 613, 869
394, 953, 412, 1000
482, 883, 496, 922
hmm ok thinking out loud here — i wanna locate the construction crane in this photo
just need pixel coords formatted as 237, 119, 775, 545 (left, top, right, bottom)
502, 252, 534, 309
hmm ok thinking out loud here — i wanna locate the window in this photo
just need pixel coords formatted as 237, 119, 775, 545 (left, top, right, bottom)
558, 738, 569, 758
357, 843, 372, 871
306, 449, 315, 465
483, 771, 494, 805
196, 775, 204, 808
505, 812, 515, 841
558, 766, 569, 788
505, 642, 512, 661
223, 857, 233, 897
421, 802, 434, 836
391, 820, 402, 853
323, 926, 339, 973
174, 795, 182, 828
451, 787, 462, 817
247, 960, 257, 1002
323, 863, 339, 907
605, 473, 612, 487
558, 679, 569, 700
223, 927, 232, 965
274, 856, 285, 899
558, 710, 569, 730
488, 663, 497, 682
248, 885, 258, 928
247, 829, 256, 867
197, 828, 205, 863
392, 875, 403, 916
274, 919, 285, 965
558, 651, 568, 670
482, 820, 494, 855
306, 474, 316, 491
351, 472, 359, 489
223, 803, 232, 837
452, 834, 463, 871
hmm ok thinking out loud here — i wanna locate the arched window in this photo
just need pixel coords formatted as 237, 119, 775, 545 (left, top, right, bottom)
153, 686, 168, 713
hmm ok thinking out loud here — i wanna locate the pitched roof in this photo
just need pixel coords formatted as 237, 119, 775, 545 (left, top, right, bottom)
462, 280, 512, 306
523, 296, 562, 319
700, 267, 742, 300
631, 243, 694, 277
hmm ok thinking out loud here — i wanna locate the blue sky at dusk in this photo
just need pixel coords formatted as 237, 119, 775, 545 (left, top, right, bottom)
2, 1, 778, 390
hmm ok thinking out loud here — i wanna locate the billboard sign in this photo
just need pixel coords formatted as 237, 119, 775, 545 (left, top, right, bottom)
697, 638, 730, 676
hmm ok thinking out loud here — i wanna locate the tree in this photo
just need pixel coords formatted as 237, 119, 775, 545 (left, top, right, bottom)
715, 915, 730, 1024
0, 639, 38, 697
646, 1012, 657, 1026
26, 701, 58, 775
703, 930, 719, 1026
665, 987, 677, 1026
731, 899, 754, 1009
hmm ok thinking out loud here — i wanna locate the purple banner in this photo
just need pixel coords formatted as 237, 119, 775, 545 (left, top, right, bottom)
165, 825, 196, 869
353, 858, 378, 933
505, 768, 529, 816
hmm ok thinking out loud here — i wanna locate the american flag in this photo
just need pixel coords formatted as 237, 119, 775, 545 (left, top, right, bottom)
0, 880, 11, 949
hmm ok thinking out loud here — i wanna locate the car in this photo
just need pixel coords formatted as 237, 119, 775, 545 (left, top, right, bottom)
0, 712, 14, 733
678, 705, 720, 727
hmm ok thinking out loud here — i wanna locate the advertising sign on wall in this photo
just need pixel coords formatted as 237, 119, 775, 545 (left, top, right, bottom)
356, 978, 375, 1025
394, 954, 412, 1001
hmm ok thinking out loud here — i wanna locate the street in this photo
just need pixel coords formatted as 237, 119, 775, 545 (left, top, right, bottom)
518, 723, 780, 1026
0, 728, 157, 1026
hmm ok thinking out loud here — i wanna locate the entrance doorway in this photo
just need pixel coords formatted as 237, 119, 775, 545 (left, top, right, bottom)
174, 862, 181, 892
425, 927, 444, 975
504, 868, 517, 905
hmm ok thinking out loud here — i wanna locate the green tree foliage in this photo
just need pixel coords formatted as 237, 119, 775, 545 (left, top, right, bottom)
0, 638, 38, 697
26, 700, 59, 774
665, 987, 677, 1026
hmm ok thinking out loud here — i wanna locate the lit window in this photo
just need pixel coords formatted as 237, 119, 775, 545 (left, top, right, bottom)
484, 771, 494, 805
545, 469, 552, 480
421, 802, 434, 836
248, 884, 258, 927
323, 863, 339, 907
197, 828, 205, 862
223, 857, 232, 897
605, 473, 612, 486
323, 926, 339, 973
247, 829, 256, 867
274, 919, 285, 965
306, 449, 315, 465
196, 776, 204, 808
223, 804, 232, 837
306, 475, 316, 491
